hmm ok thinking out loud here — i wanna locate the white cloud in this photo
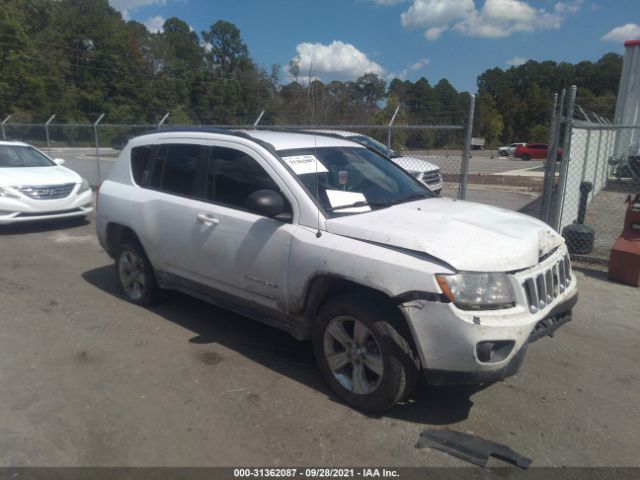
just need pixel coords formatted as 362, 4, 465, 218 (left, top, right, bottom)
425, 26, 447, 40
401, 0, 582, 40
108, 0, 167, 19
366, 0, 407, 5
410, 58, 430, 70
401, 0, 475, 29
602, 23, 640, 42
555, 0, 583, 15
287, 41, 384, 81
387, 57, 430, 80
144, 15, 166, 33
506, 56, 528, 66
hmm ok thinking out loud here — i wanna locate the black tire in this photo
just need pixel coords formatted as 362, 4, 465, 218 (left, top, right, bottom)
521, 154, 530, 161
313, 294, 420, 412
115, 242, 163, 306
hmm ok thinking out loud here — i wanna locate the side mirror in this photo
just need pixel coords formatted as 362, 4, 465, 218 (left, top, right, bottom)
245, 189, 291, 220
53, 158, 65, 166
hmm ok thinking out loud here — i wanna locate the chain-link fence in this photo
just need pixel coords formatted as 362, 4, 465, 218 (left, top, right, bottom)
542, 87, 640, 262
1, 98, 477, 199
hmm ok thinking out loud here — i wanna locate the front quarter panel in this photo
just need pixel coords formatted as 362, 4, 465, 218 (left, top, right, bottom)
286, 227, 450, 316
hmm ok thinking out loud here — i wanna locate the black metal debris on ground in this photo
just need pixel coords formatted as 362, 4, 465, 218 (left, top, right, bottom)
416, 429, 532, 469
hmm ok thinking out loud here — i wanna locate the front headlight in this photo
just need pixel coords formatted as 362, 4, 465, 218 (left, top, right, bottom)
436, 273, 516, 310
0, 186, 20, 199
78, 178, 90, 194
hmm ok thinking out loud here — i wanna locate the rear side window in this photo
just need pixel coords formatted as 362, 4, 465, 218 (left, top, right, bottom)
131, 145, 154, 185
206, 146, 281, 210
160, 144, 202, 196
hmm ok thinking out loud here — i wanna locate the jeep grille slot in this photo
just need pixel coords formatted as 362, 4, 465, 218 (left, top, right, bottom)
522, 253, 572, 314
16, 183, 75, 200
422, 170, 441, 184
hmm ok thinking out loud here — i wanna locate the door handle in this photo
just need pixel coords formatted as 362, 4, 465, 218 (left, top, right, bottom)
196, 213, 220, 225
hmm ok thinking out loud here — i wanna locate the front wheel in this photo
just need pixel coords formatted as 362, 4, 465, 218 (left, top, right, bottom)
521, 154, 530, 161
313, 295, 419, 412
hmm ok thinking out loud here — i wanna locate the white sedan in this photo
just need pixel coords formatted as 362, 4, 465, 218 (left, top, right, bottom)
0, 141, 93, 224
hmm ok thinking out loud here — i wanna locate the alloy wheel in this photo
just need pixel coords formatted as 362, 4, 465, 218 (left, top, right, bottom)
323, 316, 384, 395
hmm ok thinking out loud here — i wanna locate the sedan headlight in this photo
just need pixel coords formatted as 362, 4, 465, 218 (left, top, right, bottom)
0, 186, 20, 199
436, 273, 516, 310
78, 178, 90, 194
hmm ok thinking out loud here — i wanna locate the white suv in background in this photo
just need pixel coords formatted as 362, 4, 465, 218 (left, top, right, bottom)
96, 128, 578, 412
0, 141, 93, 224
307, 130, 443, 195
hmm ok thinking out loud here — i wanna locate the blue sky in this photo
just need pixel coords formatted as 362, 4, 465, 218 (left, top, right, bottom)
109, 0, 640, 93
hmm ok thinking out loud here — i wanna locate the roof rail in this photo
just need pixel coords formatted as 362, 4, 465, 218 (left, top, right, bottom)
128, 126, 278, 153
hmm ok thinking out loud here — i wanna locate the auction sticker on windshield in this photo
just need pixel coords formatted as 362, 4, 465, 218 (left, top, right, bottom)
281, 155, 329, 175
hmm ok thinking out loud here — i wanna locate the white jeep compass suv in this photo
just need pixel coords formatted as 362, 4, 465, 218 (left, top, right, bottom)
96, 128, 578, 412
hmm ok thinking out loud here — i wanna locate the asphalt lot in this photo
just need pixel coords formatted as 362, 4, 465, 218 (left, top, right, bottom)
1, 210, 639, 467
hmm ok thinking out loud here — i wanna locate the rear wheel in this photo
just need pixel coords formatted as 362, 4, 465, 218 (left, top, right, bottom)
115, 242, 163, 306
313, 295, 419, 412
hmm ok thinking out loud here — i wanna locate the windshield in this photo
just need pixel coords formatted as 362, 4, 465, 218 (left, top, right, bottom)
278, 146, 432, 217
0, 145, 55, 168
349, 135, 401, 159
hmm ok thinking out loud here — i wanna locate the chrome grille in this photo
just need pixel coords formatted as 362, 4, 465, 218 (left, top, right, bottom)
522, 253, 572, 314
422, 170, 441, 184
15, 183, 75, 200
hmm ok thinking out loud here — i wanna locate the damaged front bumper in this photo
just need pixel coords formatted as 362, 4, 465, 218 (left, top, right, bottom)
399, 279, 578, 387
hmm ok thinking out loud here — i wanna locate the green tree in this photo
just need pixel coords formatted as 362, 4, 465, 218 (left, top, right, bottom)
202, 20, 249, 77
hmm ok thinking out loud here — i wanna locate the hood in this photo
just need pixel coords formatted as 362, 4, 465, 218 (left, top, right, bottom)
0, 166, 80, 187
392, 155, 440, 173
324, 197, 563, 272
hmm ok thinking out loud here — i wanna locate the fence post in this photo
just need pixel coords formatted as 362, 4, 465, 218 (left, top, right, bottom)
387, 105, 400, 156
93, 113, 105, 184
1, 115, 11, 140
543, 89, 567, 224
552, 85, 577, 232
157, 112, 170, 127
44, 114, 56, 156
541, 93, 560, 222
458, 94, 476, 200
253, 110, 265, 129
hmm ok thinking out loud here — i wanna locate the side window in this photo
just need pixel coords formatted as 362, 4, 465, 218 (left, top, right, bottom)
146, 144, 202, 196
206, 146, 283, 211
131, 145, 154, 186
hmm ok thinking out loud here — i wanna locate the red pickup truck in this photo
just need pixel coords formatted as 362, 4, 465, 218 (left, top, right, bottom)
515, 143, 562, 161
